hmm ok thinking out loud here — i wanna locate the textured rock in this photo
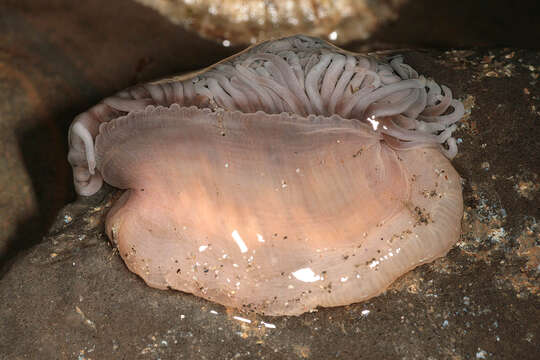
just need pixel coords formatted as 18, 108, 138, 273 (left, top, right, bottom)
133, 0, 407, 46
1, 48, 538, 359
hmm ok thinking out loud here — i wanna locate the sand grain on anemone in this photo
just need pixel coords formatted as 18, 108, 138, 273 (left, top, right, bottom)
68, 36, 464, 316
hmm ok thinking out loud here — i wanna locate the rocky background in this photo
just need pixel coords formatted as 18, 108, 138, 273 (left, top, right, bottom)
0, 0, 538, 359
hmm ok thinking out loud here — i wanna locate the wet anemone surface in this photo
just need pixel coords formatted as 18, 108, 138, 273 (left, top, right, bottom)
65, 36, 465, 316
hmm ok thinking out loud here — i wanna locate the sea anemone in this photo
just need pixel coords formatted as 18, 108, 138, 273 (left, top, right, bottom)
68, 36, 464, 315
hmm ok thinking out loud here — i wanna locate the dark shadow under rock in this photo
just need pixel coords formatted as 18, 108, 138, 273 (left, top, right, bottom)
1, 49, 539, 359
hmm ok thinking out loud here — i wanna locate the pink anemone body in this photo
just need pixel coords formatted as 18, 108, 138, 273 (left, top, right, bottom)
68, 36, 464, 316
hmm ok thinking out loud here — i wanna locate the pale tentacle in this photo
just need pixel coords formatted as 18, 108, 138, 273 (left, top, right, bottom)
69, 35, 465, 196
328, 55, 357, 115
68, 80, 200, 195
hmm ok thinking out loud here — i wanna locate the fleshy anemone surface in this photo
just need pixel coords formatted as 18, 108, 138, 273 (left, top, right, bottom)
68, 36, 464, 316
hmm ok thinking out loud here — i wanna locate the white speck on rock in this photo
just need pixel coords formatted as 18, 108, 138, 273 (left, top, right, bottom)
233, 316, 251, 323
476, 349, 488, 359
442, 320, 449, 328
261, 321, 276, 329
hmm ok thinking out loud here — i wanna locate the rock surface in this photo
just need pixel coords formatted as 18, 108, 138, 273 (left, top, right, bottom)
1, 47, 539, 359
132, 0, 407, 46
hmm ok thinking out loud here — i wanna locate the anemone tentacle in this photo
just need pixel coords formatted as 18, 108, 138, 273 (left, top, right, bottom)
68, 35, 464, 196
